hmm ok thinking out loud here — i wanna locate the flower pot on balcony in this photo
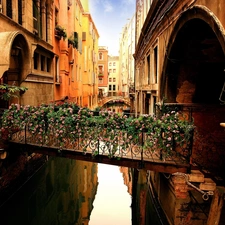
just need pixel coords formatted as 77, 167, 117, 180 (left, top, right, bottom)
55, 25, 67, 40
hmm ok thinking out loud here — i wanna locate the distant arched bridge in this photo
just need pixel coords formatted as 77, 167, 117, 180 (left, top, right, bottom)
98, 95, 130, 107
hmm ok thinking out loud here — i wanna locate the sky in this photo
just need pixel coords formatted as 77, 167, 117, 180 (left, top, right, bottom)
89, 164, 131, 225
89, 0, 135, 56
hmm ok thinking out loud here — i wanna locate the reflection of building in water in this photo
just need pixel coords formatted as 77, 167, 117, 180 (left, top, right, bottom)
103, 102, 130, 113
74, 161, 98, 225
120, 167, 132, 195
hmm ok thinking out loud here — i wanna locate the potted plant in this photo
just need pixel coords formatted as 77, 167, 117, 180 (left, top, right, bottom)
68, 35, 76, 48
0, 84, 28, 101
55, 25, 67, 40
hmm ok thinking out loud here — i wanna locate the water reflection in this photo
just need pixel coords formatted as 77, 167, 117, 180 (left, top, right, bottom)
0, 157, 132, 225
0, 157, 98, 225
90, 164, 132, 225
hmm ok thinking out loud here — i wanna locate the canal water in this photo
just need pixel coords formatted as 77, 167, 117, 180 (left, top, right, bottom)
0, 157, 132, 225
89, 164, 131, 225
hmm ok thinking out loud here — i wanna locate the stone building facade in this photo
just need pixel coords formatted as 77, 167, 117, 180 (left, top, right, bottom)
134, 0, 225, 224
0, 0, 99, 109
98, 46, 109, 98
119, 14, 136, 100
0, 0, 55, 106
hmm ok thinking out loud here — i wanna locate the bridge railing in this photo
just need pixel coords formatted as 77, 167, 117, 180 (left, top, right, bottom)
9, 123, 193, 164
98, 92, 124, 99
0, 103, 195, 164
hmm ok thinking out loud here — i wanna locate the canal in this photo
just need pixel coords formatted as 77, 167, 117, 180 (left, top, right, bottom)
0, 156, 165, 225
0, 157, 132, 225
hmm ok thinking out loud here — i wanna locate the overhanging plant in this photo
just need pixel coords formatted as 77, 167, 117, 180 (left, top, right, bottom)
0, 102, 195, 160
68, 35, 77, 48
55, 25, 67, 40
0, 84, 28, 101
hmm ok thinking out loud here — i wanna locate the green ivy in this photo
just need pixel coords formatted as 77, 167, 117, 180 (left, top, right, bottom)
0, 84, 28, 100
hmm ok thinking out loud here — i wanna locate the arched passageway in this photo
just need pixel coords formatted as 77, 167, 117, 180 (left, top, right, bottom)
165, 18, 225, 104
0, 32, 29, 108
162, 9, 225, 179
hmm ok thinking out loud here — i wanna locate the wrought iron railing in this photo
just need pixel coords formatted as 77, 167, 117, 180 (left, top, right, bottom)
1, 103, 195, 167
8, 122, 193, 165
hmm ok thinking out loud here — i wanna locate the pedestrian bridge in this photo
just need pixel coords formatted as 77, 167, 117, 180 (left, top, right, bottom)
8, 128, 191, 174
1, 103, 194, 174
98, 94, 130, 107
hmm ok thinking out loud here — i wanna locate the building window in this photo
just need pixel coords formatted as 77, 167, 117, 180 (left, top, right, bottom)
113, 69, 116, 73
147, 55, 150, 84
113, 85, 116, 91
33, 50, 52, 74
41, 55, 45, 71
47, 58, 51, 72
55, 8, 58, 26
6, 0, 12, 18
154, 46, 158, 83
109, 69, 112, 73
33, 0, 40, 35
45, 2, 49, 41
71, 64, 74, 82
0, 0, 2, 13
98, 65, 103, 74
55, 56, 60, 82
113, 62, 116, 66
99, 52, 103, 60
75, 65, 78, 81
33, 0, 48, 40
109, 62, 112, 66
75, 2, 78, 19
18, 0, 22, 25
34, 52, 39, 70
109, 78, 112, 82
99, 78, 103, 84
109, 85, 112, 91
113, 78, 116, 82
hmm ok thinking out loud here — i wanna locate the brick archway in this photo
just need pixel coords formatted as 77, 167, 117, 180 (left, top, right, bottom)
0, 31, 30, 108
161, 6, 225, 179
161, 6, 225, 102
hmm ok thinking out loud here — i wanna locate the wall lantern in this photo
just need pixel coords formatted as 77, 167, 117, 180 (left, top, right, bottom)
11, 46, 21, 56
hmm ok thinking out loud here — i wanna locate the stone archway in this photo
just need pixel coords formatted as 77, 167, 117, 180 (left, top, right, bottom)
161, 6, 225, 179
161, 6, 225, 104
0, 31, 29, 107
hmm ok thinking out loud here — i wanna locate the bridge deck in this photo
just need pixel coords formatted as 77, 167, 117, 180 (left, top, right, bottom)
9, 130, 190, 174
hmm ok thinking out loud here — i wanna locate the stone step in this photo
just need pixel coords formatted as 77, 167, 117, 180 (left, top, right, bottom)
188, 170, 205, 183
199, 178, 216, 191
